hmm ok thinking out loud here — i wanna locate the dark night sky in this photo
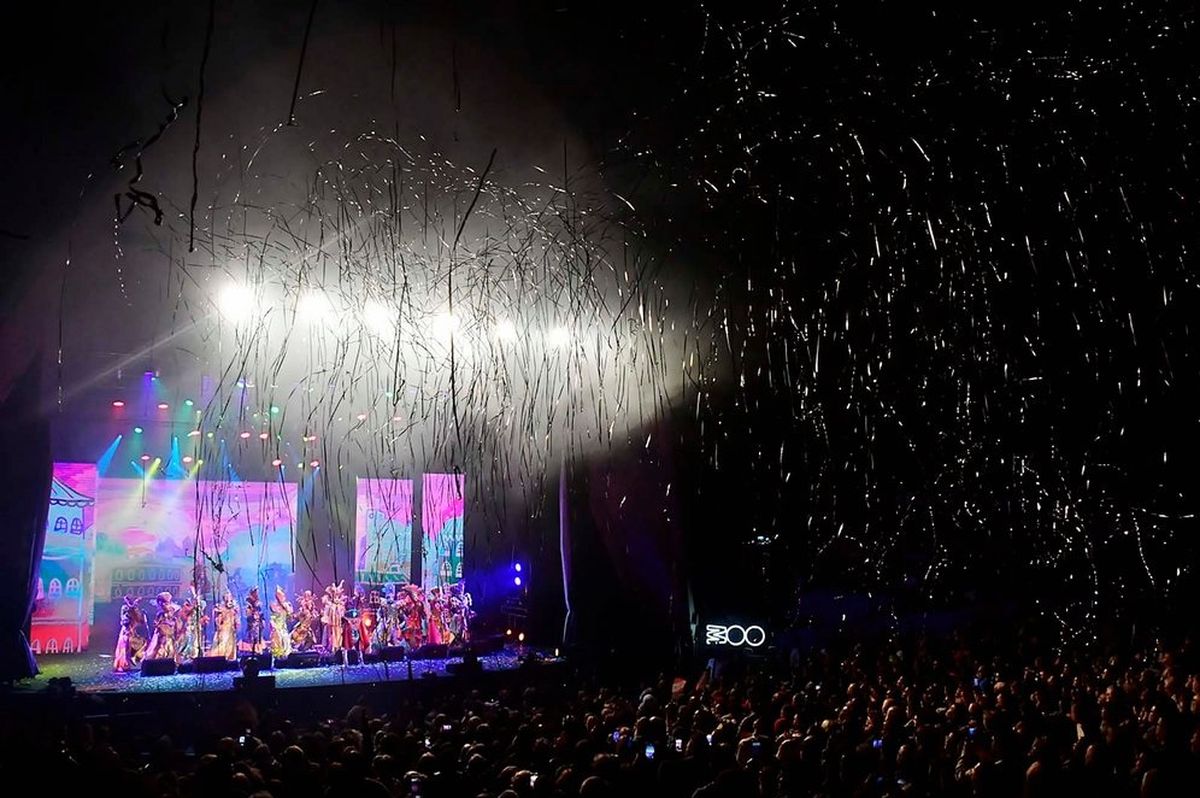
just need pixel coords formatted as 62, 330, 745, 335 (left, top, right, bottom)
3, 2, 1200, 645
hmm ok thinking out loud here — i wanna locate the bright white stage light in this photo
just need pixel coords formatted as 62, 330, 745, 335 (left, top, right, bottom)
217, 284, 254, 323
297, 292, 334, 325
545, 326, 572, 348
494, 319, 519, 342
430, 312, 460, 340
363, 301, 395, 337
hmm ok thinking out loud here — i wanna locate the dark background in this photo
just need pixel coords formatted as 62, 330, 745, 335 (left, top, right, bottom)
3, 1, 1200, 657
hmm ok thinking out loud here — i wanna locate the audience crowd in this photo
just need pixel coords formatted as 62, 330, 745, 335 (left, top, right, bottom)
5, 634, 1200, 797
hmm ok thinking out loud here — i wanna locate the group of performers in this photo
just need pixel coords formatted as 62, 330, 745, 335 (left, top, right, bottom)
113, 581, 473, 672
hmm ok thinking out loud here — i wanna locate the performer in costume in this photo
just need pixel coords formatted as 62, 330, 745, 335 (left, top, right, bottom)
269, 586, 293, 658
447, 581, 474, 643
244, 586, 266, 654
177, 584, 208, 660
113, 594, 147, 672
427, 585, 450, 645
209, 590, 240, 660
321, 582, 346, 653
144, 592, 179, 661
372, 585, 400, 650
291, 589, 318, 651
343, 605, 369, 659
399, 584, 427, 649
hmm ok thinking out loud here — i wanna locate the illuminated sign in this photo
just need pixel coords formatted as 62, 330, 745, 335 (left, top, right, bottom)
704, 623, 767, 647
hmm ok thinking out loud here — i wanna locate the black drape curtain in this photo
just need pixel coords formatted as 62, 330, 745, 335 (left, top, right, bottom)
0, 355, 52, 682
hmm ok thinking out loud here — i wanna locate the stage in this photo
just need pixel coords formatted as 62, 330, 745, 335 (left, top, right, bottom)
18, 646, 555, 695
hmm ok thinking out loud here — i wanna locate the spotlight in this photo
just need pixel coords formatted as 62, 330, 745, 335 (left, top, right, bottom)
271, 458, 283, 467
514, 563, 522, 573
506, 629, 513, 636
364, 301, 395, 337
270, 405, 280, 415
140, 455, 151, 462
239, 431, 252, 439
297, 292, 334, 325
184, 399, 194, 407
545, 326, 571, 348
309, 460, 320, 468
494, 319, 519, 342
157, 402, 169, 410
514, 576, 523, 587
187, 429, 201, 437
258, 432, 270, 440
430, 312, 460, 339
355, 413, 367, 421
518, 632, 526, 643
112, 400, 125, 408
133, 426, 144, 434
217, 284, 254, 323
182, 456, 194, 465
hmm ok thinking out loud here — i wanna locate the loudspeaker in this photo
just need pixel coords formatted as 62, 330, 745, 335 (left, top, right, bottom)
234, 674, 276, 690
194, 656, 234, 673
345, 649, 362, 665
140, 658, 177, 677
278, 651, 321, 669
411, 643, 448, 660
377, 645, 407, 662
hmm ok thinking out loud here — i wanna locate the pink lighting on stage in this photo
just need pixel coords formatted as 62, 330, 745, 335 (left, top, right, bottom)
309, 460, 320, 468
157, 402, 169, 410
140, 455, 151, 462
272, 458, 283, 467
182, 456, 194, 465
111, 400, 125, 408
258, 432, 270, 440
239, 431, 252, 439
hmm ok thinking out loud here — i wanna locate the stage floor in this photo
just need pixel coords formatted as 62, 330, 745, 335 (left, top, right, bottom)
21, 648, 548, 694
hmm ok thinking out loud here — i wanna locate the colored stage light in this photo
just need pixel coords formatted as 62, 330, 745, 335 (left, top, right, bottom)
270, 405, 280, 415
239, 431, 252, 439
112, 400, 125, 408
140, 455, 151, 462
506, 629, 513, 636
309, 460, 320, 467
355, 412, 367, 421
518, 633, 525, 643
514, 563, 522, 573
188, 429, 201, 437
157, 402, 169, 410
133, 426, 144, 434
182, 456, 194, 464
514, 576, 522, 587
258, 432, 270, 440
185, 399, 194, 407
272, 458, 283, 467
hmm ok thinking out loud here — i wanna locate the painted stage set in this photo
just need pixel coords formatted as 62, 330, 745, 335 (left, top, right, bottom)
24, 461, 524, 694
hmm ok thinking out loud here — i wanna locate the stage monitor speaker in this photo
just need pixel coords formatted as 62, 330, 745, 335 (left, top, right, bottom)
411, 643, 448, 660
140, 658, 177, 677
234, 674, 276, 690
378, 645, 407, 662
278, 651, 321, 669
194, 656, 234, 673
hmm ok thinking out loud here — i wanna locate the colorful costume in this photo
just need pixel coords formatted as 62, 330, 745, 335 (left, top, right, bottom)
291, 590, 318, 651
321, 582, 346, 652
113, 595, 147, 672
209, 591, 240, 660
447, 582, 474, 643
144, 592, 179, 661
399, 585, 427, 649
269, 586, 293, 658
244, 587, 266, 654
178, 585, 208, 660
427, 586, 450, 645
372, 587, 401, 650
